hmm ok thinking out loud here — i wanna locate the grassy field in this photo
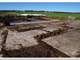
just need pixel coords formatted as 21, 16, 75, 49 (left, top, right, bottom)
47, 13, 80, 17
0, 10, 80, 17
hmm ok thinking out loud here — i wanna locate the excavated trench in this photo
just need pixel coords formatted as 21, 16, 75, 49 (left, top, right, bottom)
0, 27, 70, 57
34, 27, 68, 41
1, 14, 80, 57
33, 27, 69, 57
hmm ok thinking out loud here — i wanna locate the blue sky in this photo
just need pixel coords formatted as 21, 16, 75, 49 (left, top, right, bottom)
0, 2, 80, 12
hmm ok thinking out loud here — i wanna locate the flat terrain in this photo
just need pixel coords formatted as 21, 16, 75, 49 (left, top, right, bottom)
0, 13, 80, 57
1, 11, 80, 17
0, 19, 80, 57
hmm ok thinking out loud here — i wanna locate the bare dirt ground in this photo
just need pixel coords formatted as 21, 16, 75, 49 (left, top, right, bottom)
0, 19, 80, 57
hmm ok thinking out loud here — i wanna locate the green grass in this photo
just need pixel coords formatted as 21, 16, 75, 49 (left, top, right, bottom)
0, 11, 80, 17
47, 13, 80, 17
16, 11, 80, 17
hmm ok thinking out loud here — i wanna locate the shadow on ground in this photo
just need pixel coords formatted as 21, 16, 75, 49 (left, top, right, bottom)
2, 41, 69, 57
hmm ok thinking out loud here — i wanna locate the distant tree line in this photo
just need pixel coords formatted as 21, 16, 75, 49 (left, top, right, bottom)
0, 10, 80, 14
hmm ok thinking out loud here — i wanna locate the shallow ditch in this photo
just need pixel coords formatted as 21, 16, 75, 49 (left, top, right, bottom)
34, 27, 68, 41
0, 27, 70, 57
